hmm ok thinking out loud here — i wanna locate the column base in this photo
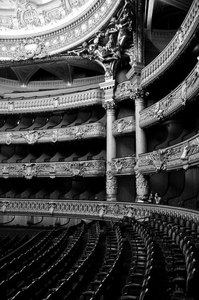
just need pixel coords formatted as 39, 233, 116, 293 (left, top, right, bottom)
106, 195, 117, 202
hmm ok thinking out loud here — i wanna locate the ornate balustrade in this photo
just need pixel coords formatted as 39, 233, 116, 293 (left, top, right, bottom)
141, 0, 199, 88
112, 156, 136, 176
140, 59, 199, 128
0, 200, 198, 222
114, 81, 132, 101
1, 122, 106, 145
138, 133, 199, 174
0, 89, 104, 114
0, 160, 105, 179
113, 116, 135, 136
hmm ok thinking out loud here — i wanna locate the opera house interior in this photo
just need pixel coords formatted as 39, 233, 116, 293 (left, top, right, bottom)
0, 0, 199, 299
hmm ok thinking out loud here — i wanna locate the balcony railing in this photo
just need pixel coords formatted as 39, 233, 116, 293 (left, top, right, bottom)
0, 122, 106, 145
0, 89, 104, 114
141, 0, 199, 87
140, 59, 199, 128
138, 133, 199, 174
0, 200, 198, 221
113, 116, 135, 136
0, 160, 106, 179
112, 156, 136, 176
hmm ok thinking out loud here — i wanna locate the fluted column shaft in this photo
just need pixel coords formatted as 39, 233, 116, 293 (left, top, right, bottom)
100, 79, 117, 202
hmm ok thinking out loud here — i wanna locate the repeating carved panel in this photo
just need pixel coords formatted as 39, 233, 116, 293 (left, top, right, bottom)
138, 133, 199, 174
1, 122, 106, 145
112, 156, 136, 175
140, 60, 199, 128
113, 116, 135, 136
0, 89, 104, 114
141, 0, 199, 88
0, 160, 105, 179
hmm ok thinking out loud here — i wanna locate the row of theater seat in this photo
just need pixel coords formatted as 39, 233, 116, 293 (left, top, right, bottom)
0, 188, 106, 201
0, 235, 28, 260
0, 110, 105, 132
0, 148, 106, 163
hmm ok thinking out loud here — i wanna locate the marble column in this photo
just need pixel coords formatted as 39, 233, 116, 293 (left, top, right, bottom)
133, 89, 149, 202
100, 79, 117, 202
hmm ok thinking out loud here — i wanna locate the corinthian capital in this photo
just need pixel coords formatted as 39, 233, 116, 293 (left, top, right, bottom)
102, 100, 115, 110
130, 88, 148, 101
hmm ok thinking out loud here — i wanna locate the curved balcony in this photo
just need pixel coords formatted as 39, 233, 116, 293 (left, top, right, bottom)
0, 89, 104, 114
112, 156, 136, 176
140, 59, 199, 128
0, 0, 120, 60
113, 116, 135, 136
0, 160, 105, 179
138, 133, 199, 174
141, 0, 199, 88
0, 200, 198, 221
0, 122, 106, 145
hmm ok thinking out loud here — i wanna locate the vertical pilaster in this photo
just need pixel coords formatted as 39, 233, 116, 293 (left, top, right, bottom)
100, 79, 117, 202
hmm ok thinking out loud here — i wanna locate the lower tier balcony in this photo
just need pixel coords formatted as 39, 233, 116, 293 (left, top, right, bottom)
138, 133, 199, 174
0, 160, 106, 179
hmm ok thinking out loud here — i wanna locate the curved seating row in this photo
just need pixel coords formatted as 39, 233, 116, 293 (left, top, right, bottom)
0, 110, 105, 133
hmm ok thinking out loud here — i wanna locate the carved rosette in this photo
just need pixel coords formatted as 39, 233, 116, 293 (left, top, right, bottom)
21, 131, 42, 144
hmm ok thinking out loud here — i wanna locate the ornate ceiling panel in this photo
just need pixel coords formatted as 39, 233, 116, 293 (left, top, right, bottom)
0, 0, 121, 61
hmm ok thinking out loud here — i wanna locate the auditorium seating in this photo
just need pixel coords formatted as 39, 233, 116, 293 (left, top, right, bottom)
0, 211, 198, 300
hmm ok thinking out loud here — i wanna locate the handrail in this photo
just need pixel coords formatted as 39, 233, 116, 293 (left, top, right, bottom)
0, 200, 198, 221
140, 58, 199, 128
141, 0, 199, 88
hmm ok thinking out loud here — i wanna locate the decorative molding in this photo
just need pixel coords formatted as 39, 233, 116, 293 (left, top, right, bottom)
0, 160, 105, 179
0, 89, 104, 114
112, 156, 136, 175
0, 122, 106, 145
0, 0, 121, 60
113, 116, 135, 136
141, 0, 199, 88
138, 133, 199, 174
0, 200, 199, 222
114, 80, 133, 101
140, 58, 199, 128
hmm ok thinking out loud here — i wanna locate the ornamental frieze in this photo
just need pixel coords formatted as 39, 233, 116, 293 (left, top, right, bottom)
140, 59, 199, 128
0, 89, 104, 114
114, 81, 133, 101
111, 156, 136, 175
0, 160, 105, 179
138, 133, 199, 174
0, 123, 105, 145
0, 0, 121, 61
141, 0, 199, 87
0, 200, 199, 222
113, 116, 135, 136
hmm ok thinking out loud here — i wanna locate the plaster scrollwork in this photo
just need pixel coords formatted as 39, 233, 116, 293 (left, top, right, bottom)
51, 130, 58, 143
106, 169, 117, 196
21, 131, 42, 144
6, 133, 12, 145
48, 202, 57, 215
2, 166, 9, 179
181, 81, 187, 106
22, 163, 37, 179
0, 201, 9, 213
149, 149, 168, 172
112, 156, 136, 175
114, 80, 132, 100
176, 26, 185, 49
13, 37, 47, 61
154, 102, 164, 120
113, 116, 135, 135
49, 165, 56, 179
